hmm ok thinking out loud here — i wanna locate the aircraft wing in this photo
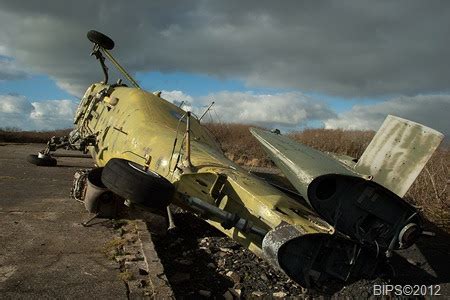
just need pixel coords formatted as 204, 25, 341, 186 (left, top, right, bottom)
249, 127, 357, 203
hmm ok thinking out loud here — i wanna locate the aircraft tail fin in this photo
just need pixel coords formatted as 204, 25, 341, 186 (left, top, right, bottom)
355, 115, 444, 197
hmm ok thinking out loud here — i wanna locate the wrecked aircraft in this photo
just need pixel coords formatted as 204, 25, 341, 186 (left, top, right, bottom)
251, 117, 443, 254
27, 30, 444, 291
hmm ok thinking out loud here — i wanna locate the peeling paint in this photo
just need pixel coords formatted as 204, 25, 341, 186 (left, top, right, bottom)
356, 115, 444, 197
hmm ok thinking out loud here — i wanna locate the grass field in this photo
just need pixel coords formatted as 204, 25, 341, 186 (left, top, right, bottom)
1, 124, 448, 230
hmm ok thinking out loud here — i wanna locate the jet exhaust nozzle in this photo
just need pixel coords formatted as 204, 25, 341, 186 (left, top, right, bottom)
84, 167, 118, 217
398, 222, 421, 249
262, 223, 380, 291
308, 174, 423, 251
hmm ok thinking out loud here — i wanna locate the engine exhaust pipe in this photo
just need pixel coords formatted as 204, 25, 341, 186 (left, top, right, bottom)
84, 167, 118, 217
262, 223, 380, 291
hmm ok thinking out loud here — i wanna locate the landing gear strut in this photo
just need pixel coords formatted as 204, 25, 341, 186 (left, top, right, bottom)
26, 129, 96, 167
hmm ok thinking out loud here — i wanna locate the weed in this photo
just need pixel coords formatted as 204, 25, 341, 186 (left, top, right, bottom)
118, 269, 134, 281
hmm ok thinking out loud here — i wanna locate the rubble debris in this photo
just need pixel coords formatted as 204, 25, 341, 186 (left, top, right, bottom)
223, 290, 234, 300
226, 271, 241, 283
152, 212, 305, 298
138, 268, 149, 275
152, 211, 397, 298
229, 288, 242, 298
273, 291, 287, 298
170, 272, 191, 283
198, 290, 212, 297
252, 291, 265, 297
175, 258, 193, 266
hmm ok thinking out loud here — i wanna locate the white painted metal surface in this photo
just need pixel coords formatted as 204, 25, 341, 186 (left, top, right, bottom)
355, 115, 444, 197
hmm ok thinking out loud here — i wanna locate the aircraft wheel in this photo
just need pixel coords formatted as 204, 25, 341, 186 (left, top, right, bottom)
101, 158, 174, 209
26, 154, 57, 167
87, 30, 115, 50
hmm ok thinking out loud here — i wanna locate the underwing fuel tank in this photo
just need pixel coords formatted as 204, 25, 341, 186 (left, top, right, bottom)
250, 120, 443, 253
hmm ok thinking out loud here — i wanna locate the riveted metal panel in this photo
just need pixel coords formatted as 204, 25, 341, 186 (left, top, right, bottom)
355, 115, 444, 197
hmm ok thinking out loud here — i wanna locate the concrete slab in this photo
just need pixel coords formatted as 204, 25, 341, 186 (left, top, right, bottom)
0, 144, 127, 299
136, 221, 174, 299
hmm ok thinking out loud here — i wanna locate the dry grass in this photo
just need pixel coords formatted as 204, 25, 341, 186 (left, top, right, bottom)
0, 128, 72, 143
2, 124, 448, 230
289, 128, 375, 158
206, 123, 273, 166
404, 148, 449, 228
118, 270, 134, 282
102, 237, 127, 260
205, 123, 376, 166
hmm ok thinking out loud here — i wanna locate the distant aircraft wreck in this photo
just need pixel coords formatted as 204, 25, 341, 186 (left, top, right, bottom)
27, 30, 444, 292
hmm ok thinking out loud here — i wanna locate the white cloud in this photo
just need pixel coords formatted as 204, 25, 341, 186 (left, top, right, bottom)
0, 94, 33, 114
0, 90, 334, 131
0, 95, 34, 129
161, 90, 194, 111
0, 95, 77, 130
202, 91, 335, 126
325, 94, 450, 135
0, 89, 334, 131
162, 90, 335, 127
2, 90, 446, 138
30, 99, 78, 130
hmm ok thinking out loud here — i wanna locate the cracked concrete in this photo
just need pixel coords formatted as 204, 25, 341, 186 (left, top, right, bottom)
0, 144, 127, 299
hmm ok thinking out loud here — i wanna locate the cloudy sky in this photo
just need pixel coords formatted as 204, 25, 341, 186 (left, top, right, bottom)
0, 1, 448, 136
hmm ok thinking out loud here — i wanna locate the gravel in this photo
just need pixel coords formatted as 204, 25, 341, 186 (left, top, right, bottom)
151, 207, 450, 298
152, 211, 309, 298
151, 209, 393, 298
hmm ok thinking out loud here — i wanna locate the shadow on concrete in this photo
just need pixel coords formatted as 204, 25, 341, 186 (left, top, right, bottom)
151, 211, 234, 298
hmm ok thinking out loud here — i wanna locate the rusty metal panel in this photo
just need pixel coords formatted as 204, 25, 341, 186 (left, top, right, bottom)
355, 115, 444, 197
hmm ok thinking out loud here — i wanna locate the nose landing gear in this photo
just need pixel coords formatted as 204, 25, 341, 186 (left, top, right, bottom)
27, 152, 57, 167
